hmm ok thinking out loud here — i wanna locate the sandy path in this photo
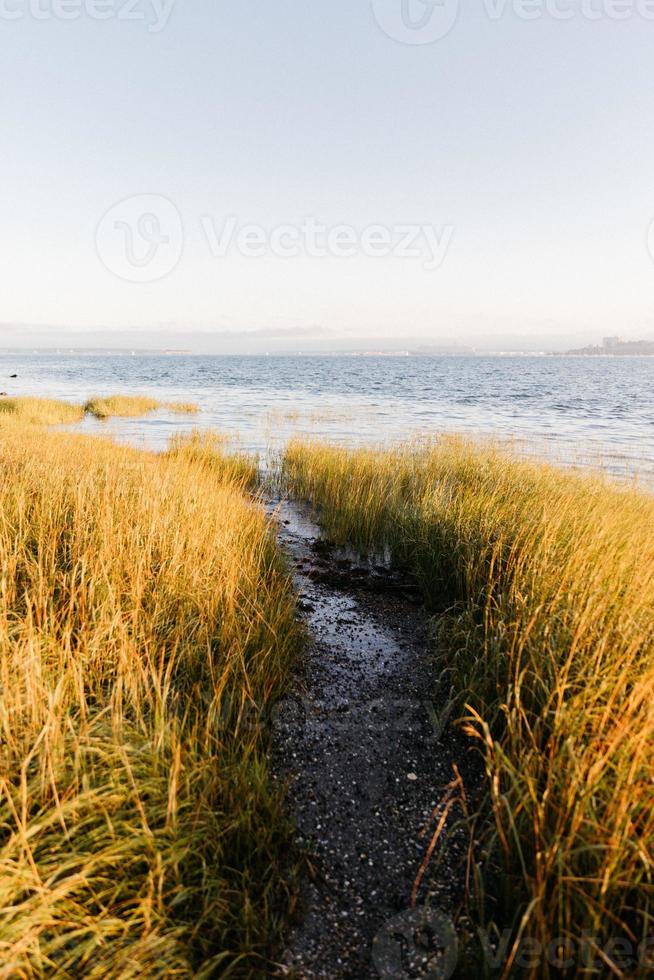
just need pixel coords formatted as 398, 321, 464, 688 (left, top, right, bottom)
270, 499, 477, 979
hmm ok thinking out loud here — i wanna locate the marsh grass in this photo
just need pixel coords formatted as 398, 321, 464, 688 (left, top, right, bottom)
0, 395, 199, 426
0, 396, 85, 425
84, 395, 199, 419
167, 401, 200, 414
0, 427, 299, 976
284, 437, 654, 976
166, 430, 258, 489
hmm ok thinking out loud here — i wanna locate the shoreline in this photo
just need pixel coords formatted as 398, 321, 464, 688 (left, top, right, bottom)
0, 353, 652, 482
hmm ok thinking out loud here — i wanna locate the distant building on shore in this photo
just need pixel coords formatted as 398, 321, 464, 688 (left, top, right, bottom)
561, 336, 654, 356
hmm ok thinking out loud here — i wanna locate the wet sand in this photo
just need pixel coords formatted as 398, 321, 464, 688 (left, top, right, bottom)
269, 499, 480, 979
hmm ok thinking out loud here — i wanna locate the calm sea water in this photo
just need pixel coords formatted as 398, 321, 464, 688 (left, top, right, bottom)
1, 353, 652, 481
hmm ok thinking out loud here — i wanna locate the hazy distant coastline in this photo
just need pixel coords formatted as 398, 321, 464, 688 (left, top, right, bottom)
3, 325, 654, 358
2, 330, 654, 359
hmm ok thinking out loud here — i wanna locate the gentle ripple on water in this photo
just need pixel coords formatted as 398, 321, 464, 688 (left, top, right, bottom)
0, 352, 652, 483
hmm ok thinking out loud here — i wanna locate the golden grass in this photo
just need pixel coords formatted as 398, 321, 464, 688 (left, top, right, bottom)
284, 437, 654, 976
0, 426, 299, 976
84, 396, 199, 419
166, 401, 200, 415
166, 429, 258, 490
0, 397, 85, 425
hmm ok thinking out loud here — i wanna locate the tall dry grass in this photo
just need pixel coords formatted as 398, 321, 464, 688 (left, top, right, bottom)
166, 430, 258, 490
284, 437, 654, 977
0, 397, 85, 425
0, 427, 299, 977
84, 396, 199, 419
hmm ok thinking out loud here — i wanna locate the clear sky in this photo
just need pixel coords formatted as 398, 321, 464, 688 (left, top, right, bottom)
2, 0, 654, 348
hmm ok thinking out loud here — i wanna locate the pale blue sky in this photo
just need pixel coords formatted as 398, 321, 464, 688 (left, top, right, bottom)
2, 1, 654, 345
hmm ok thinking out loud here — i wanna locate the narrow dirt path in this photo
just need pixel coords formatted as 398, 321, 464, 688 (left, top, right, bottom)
269, 499, 478, 979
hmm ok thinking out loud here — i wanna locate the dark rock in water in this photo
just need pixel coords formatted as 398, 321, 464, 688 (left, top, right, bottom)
9, 374, 17, 379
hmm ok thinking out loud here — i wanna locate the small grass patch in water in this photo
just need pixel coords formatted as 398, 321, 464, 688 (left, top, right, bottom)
166, 400, 200, 414
84, 395, 199, 419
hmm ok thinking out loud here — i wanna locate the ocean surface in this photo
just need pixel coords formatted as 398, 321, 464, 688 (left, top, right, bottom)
1, 352, 652, 482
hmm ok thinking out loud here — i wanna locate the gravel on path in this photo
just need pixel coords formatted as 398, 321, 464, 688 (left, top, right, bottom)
269, 499, 480, 979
